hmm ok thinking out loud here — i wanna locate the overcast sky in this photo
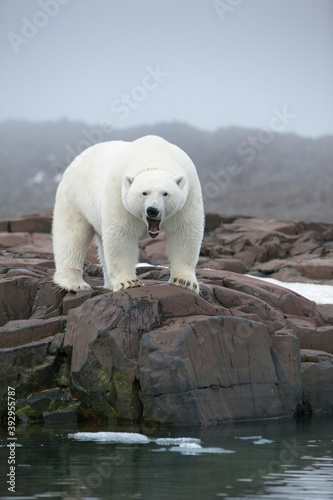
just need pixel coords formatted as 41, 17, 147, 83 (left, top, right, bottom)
1, 0, 332, 138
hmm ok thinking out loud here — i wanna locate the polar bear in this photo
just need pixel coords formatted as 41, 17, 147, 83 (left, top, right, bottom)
52, 135, 204, 294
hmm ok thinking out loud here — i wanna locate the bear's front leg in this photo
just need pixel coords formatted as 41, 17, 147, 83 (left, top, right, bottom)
102, 224, 144, 292
166, 223, 202, 294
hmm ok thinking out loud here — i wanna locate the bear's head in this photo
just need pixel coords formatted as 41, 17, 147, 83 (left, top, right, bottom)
122, 169, 189, 238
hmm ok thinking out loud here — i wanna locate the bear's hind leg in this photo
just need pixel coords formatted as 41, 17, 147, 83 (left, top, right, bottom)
53, 208, 94, 292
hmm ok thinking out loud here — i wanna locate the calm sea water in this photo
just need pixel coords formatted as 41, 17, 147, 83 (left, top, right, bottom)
0, 416, 332, 500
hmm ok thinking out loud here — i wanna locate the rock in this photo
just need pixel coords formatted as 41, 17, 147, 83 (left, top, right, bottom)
201, 215, 333, 284
0, 212, 332, 425
140, 318, 285, 425
294, 258, 333, 281
270, 333, 302, 415
283, 315, 333, 354
201, 257, 246, 273
0, 336, 57, 419
42, 404, 82, 424
204, 213, 238, 232
62, 275, 313, 424
139, 234, 169, 266
15, 386, 85, 424
0, 220, 9, 232
302, 358, 333, 414
301, 349, 333, 363
0, 276, 40, 326
0, 232, 30, 249
8, 213, 52, 233
317, 304, 333, 325
16, 388, 71, 423
0, 316, 66, 348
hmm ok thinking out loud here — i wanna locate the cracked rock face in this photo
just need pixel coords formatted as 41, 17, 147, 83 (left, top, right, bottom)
62, 278, 306, 424
0, 213, 332, 425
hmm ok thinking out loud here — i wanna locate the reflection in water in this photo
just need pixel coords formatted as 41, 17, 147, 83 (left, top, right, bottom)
0, 416, 332, 499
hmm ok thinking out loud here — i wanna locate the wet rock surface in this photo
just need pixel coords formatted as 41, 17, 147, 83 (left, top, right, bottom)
0, 213, 332, 425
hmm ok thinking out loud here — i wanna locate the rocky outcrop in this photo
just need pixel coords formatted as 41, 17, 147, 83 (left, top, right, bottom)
199, 214, 333, 283
0, 213, 332, 425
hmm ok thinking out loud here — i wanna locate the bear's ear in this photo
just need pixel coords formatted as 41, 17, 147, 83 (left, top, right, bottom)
123, 174, 134, 187
175, 175, 186, 188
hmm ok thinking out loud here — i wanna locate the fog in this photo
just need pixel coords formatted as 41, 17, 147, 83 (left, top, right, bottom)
1, 0, 332, 138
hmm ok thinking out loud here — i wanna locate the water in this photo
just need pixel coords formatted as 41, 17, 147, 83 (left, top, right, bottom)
0, 416, 332, 499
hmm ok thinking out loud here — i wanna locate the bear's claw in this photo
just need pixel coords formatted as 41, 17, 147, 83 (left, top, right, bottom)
169, 277, 199, 294
117, 279, 144, 291
53, 275, 92, 293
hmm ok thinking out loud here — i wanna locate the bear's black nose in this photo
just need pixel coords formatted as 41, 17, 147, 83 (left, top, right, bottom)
146, 207, 160, 219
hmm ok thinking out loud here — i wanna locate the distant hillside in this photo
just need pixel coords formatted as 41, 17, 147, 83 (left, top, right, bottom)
0, 120, 332, 222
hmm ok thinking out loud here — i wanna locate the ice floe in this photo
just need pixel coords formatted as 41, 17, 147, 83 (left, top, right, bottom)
69, 431, 150, 444
69, 432, 234, 454
235, 435, 274, 445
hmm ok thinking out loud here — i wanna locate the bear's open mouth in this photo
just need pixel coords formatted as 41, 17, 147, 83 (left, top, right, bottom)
147, 218, 160, 238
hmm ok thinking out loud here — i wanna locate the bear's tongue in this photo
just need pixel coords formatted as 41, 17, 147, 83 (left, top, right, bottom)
147, 218, 160, 239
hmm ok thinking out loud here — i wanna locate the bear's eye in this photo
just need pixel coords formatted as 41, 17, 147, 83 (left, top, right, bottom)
142, 192, 147, 196
163, 192, 168, 197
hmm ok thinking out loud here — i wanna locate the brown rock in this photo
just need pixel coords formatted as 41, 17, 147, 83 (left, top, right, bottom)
139, 234, 169, 266
291, 321, 333, 354
139, 317, 285, 425
317, 304, 333, 325
300, 349, 333, 363
270, 333, 302, 414
0, 276, 40, 326
9, 213, 52, 233
203, 270, 321, 324
294, 258, 333, 280
202, 258, 246, 273
204, 212, 236, 232
203, 214, 333, 283
0, 220, 9, 232
0, 232, 30, 249
31, 281, 66, 319
302, 359, 333, 414
62, 275, 312, 424
0, 212, 332, 424
0, 336, 57, 410
0, 316, 66, 348
0, 255, 55, 272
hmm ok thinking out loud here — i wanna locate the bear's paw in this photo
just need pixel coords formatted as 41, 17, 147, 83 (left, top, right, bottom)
114, 279, 144, 292
53, 271, 92, 293
169, 276, 200, 294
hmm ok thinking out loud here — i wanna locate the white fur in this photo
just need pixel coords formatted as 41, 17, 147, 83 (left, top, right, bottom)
52, 135, 204, 293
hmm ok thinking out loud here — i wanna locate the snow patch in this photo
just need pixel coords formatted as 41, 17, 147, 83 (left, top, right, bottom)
247, 275, 333, 304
